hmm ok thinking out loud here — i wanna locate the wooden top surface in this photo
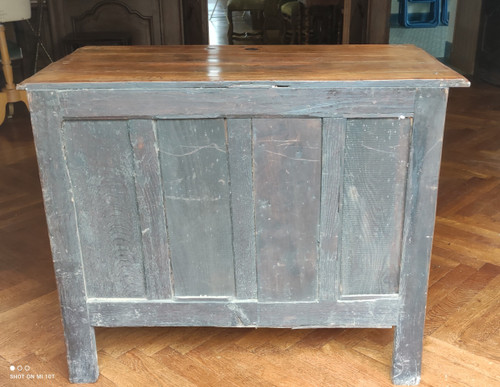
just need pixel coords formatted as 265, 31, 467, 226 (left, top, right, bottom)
20, 45, 469, 89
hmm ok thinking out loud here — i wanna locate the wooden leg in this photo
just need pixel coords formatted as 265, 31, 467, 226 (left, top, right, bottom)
392, 89, 449, 386
63, 321, 99, 383
0, 89, 30, 125
0, 24, 30, 125
7, 102, 14, 119
392, 323, 424, 385
19, 89, 29, 108
0, 92, 7, 126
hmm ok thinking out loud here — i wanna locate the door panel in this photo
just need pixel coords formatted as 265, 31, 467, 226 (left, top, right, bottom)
253, 118, 322, 301
157, 119, 235, 298
340, 118, 412, 296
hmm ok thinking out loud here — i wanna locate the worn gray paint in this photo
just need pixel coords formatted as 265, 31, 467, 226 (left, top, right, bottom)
26, 82, 453, 385
227, 119, 258, 300
318, 118, 345, 300
22, 78, 469, 91
157, 119, 235, 297
87, 298, 400, 328
63, 120, 146, 298
341, 118, 411, 296
29, 92, 99, 383
129, 120, 172, 300
253, 118, 322, 301
392, 89, 449, 385
56, 87, 417, 119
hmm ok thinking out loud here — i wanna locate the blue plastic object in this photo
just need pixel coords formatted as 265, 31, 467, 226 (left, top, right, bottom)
399, 0, 440, 28
441, 0, 449, 26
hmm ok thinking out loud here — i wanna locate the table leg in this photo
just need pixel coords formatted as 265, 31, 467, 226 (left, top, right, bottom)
391, 88, 449, 385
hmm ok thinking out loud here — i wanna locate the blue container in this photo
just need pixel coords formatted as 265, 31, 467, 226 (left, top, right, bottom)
399, 0, 440, 28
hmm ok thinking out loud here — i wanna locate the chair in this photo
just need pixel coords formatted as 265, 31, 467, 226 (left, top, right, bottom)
0, 40, 25, 120
279, 1, 302, 44
227, 0, 266, 44
0, 0, 31, 126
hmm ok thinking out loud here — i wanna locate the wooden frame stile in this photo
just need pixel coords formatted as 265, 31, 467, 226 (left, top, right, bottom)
128, 119, 173, 300
28, 90, 99, 383
392, 88, 449, 385
226, 118, 258, 301
319, 117, 345, 302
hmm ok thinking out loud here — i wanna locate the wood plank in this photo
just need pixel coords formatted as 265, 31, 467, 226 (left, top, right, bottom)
19, 45, 468, 87
58, 87, 418, 119
319, 118, 345, 300
253, 118, 322, 301
340, 118, 411, 296
156, 119, 235, 297
88, 299, 399, 328
62, 120, 146, 298
28, 92, 99, 383
129, 120, 172, 300
392, 88, 449, 385
227, 119, 257, 300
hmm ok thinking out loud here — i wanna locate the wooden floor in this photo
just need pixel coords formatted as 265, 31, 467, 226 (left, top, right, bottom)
0, 81, 499, 386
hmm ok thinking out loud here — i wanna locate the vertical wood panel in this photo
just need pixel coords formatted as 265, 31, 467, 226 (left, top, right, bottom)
319, 118, 345, 300
253, 118, 322, 301
227, 119, 257, 300
157, 119, 235, 297
63, 120, 146, 298
340, 118, 411, 296
129, 119, 172, 300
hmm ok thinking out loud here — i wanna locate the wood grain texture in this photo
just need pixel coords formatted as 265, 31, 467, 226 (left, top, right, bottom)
340, 118, 411, 296
63, 120, 146, 299
392, 89, 449, 385
19, 45, 468, 87
129, 120, 172, 300
14, 44, 470, 385
157, 119, 235, 297
318, 118, 345, 300
1, 80, 498, 387
27, 93, 99, 383
88, 298, 399, 328
253, 118, 322, 301
57, 87, 418, 119
227, 119, 257, 300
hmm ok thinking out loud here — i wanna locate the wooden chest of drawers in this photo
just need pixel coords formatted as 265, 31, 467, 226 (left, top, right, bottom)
21, 45, 468, 384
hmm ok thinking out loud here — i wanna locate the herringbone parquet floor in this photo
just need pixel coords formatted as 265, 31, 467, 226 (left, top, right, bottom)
0, 81, 499, 386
